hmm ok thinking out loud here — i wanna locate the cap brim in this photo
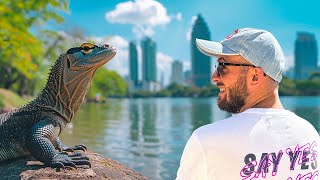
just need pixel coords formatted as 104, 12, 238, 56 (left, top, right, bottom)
196, 38, 239, 57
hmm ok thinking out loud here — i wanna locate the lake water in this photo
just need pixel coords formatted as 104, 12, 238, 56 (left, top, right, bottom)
60, 96, 320, 180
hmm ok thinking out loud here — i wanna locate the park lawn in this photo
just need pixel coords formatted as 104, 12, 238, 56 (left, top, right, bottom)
0, 88, 32, 110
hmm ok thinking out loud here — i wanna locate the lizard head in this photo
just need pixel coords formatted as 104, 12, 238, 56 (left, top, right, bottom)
45, 43, 116, 120
65, 43, 116, 71
37, 42, 116, 122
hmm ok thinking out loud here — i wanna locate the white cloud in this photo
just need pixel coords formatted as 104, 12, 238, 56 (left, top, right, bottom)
108, 36, 129, 49
182, 61, 191, 71
132, 26, 155, 38
186, 16, 197, 41
157, 52, 173, 72
176, 12, 182, 21
284, 54, 294, 72
157, 52, 173, 84
106, 0, 171, 38
106, 0, 170, 26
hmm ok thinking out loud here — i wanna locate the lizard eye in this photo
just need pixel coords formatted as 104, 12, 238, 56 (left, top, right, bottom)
81, 43, 95, 54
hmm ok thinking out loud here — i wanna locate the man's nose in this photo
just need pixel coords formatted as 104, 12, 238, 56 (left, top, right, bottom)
211, 70, 219, 83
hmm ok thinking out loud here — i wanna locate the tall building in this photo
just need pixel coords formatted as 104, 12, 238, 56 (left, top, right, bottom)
141, 37, 160, 92
129, 41, 138, 85
160, 71, 165, 88
191, 14, 211, 87
184, 70, 192, 85
171, 60, 183, 84
141, 37, 157, 82
294, 32, 319, 80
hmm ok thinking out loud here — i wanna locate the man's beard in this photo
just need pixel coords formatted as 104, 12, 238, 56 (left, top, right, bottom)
217, 75, 249, 114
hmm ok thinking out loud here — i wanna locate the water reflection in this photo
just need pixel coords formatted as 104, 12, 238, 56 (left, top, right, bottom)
281, 96, 320, 132
129, 101, 139, 142
127, 99, 162, 178
59, 97, 320, 180
142, 100, 158, 142
294, 107, 320, 131
190, 98, 213, 131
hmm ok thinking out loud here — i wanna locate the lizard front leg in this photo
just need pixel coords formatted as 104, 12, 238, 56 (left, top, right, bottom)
54, 137, 87, 152
25, 119, 91, 169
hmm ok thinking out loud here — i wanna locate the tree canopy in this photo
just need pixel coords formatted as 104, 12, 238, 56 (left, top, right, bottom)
0, 0, 69, 92
88, 68, 128, 99
0, 1, 129, 98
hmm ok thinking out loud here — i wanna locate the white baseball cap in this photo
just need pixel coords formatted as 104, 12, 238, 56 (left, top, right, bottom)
196, 28, 285, 82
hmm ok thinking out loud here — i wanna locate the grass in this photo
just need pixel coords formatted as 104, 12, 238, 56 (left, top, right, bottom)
0, 88, 32, 109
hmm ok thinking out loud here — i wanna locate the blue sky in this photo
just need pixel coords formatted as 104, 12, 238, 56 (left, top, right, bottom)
52, 0, 320, 84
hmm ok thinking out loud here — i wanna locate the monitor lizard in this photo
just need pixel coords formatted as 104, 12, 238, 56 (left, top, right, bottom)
0, 42, 116, 170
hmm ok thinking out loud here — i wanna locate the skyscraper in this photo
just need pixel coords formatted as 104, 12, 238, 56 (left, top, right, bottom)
294, 32, 319, 80
184, 70, 192, 85
129, 41, 138, 85
141, 37, 157, 82
191, 14, 211, 87
171, 60, 183, 84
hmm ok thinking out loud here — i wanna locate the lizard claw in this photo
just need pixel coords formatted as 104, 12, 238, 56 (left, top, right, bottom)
55, 162, 66, 171
67, 152, 91, 167
59, 151, 68, 155
61, 144, 87, 152
51, 152, 91, 170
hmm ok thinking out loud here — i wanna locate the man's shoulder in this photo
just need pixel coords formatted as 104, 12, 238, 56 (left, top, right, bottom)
194, 110, 258, 134
192, 108, 314, 139
193, 116, 238, 137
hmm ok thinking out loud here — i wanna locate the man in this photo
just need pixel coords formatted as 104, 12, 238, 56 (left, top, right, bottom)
176, 28, 320, 179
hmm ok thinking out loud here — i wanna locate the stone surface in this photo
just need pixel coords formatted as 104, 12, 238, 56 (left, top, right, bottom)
0, 152, 148, 180
0, 107, 13, 114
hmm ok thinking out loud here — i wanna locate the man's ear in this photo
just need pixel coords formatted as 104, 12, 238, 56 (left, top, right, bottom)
251, 68, 263, 85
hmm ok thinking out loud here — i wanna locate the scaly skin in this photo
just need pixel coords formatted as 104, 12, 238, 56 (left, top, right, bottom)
0, 43, 116, 169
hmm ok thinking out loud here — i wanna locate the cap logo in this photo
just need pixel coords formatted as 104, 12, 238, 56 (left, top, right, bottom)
225, 29, 239, 40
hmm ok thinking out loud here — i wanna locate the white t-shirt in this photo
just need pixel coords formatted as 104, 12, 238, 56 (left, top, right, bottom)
176, 108, 320, 180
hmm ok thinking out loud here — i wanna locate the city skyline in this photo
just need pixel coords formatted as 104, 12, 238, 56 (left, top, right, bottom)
48, 0, 320, 85
126, 29, 320, 87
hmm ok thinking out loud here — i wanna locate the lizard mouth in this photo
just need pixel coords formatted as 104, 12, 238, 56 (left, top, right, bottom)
92, 49, 116, 67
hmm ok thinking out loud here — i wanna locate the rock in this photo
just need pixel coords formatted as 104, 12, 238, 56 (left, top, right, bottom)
0, 107, 13, 114
0, 151, 148, 180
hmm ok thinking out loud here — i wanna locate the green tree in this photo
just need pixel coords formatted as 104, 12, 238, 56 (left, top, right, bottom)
155, 89, 171, 97
89, 68, 128, 98
185, 85, 201, 97
167, 83, 186, 97
279, 77, 297, 96
296, 79, 320, 96
130, 91, 154, 98
0, 1, 69, 94
309, 72, 320, 80
199, 85, 219, 97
